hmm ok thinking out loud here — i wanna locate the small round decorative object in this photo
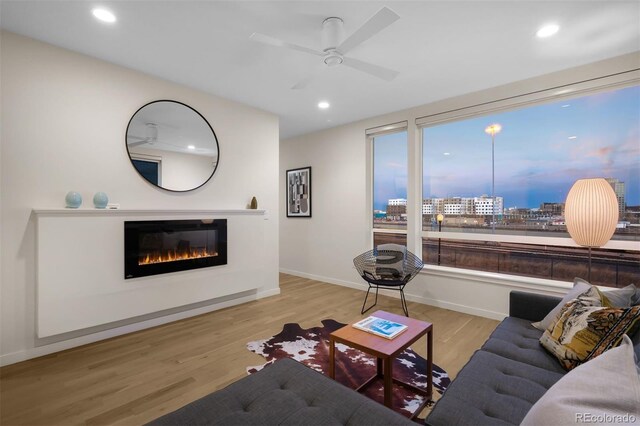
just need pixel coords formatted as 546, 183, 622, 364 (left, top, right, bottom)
65, 191, 82, 208
93, 192, 109, 209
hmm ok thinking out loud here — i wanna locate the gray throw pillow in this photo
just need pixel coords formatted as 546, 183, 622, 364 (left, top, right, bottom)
532, 279, 590, 331
598, 281, 637, 307
521, 335, 640, 426
532, 278, 637, 331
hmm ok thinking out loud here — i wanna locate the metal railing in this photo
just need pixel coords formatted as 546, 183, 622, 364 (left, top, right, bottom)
372, 232, 639, 288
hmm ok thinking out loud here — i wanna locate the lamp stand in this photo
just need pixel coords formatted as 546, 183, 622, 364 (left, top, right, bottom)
588, 246, 592, 283
437, 221, 442, 265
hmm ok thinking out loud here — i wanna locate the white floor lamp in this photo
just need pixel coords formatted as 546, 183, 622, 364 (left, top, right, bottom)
564, 178, 619, 282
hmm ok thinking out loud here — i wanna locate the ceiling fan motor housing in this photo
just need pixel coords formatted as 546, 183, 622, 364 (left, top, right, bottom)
321, 17, 344, 52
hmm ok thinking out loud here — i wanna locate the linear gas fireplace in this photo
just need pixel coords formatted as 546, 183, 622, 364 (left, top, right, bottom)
124, 219, 227, 279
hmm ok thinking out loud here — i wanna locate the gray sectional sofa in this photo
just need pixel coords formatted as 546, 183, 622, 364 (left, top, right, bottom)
149, 290, 639, 426
148, 356, 413, 426
425, 290, 640, 426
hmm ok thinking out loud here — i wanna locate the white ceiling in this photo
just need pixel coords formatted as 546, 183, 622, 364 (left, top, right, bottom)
2, 1, 639, 139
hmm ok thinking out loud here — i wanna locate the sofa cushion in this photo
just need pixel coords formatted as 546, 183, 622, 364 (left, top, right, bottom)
148, 357, 413, 426
480, 317, 567, 374
426, 318, 565, 426
426, 350, 565, 426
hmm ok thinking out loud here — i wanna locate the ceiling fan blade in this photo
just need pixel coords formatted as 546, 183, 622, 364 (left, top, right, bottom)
337, 7, 399, 55
250, 32, 324, 57
342, 57, 399, 81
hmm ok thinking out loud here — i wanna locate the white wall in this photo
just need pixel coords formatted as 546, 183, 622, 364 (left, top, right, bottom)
0, 32, 279, 364
280, 52, 639, 320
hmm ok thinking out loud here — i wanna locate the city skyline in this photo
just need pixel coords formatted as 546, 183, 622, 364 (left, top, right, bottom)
373, 85, 639, 211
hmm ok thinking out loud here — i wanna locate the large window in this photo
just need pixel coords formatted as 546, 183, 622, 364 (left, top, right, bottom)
373, 130, 408, 234
420, 84, 639, 286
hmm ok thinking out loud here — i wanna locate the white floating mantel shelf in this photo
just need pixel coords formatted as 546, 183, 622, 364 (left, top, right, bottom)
32, 208, 267, 217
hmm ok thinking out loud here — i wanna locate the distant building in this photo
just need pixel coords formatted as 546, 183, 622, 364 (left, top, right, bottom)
422, 199, 434, 215
422, 195, 503, 216
442, 197, 474, 215
474, 195, 504, 215
373, 210, 386, 219
540, 202, 564, 215
505, 207, 534, 219
444, 201, 462, 215
605, 178, 625, 218
386, 199, 407, 220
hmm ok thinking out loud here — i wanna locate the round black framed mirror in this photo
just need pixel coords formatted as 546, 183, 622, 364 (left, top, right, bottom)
126, 100, 219, 192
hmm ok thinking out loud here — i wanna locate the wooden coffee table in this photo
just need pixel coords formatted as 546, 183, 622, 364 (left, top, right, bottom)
329, 310, 433, 419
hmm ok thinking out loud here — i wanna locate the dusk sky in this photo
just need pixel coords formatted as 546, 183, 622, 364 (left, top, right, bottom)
373, 85, 639, 212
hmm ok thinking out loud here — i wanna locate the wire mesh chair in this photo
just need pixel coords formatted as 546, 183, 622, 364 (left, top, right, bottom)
353, 244, 424, 317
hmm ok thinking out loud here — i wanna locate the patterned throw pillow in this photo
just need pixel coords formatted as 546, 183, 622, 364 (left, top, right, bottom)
540, 286, 640, 370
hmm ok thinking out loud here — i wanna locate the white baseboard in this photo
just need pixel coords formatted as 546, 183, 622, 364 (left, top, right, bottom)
280, 268, 367, 291
403, 293, 506, 321
279, 268, 506, 321
0, 287, 280, 367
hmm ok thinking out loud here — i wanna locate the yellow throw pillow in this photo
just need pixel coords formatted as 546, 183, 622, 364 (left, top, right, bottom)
539, 286, 640, 370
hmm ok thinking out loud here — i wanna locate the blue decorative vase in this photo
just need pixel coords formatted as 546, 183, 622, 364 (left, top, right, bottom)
65, 191, 82, 208
93, 192, 109, 209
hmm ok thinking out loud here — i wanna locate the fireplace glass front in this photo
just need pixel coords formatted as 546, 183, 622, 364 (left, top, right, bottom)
124, 219, 227, 279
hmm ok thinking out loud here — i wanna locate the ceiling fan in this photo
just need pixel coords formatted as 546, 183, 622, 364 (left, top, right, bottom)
250, 7, 400, 89
127, 123, 159, 147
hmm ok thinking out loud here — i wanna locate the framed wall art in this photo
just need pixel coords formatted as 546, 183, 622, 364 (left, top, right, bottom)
286, 167, 312, 218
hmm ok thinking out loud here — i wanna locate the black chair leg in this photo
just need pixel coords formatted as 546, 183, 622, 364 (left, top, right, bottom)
400, 286, 409, 317
361, 284, 379, 314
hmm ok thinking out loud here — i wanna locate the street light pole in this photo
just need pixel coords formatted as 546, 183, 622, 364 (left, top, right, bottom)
485, 124, 502, 234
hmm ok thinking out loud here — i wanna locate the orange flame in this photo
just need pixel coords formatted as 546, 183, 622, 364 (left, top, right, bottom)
139, 247, 218, 265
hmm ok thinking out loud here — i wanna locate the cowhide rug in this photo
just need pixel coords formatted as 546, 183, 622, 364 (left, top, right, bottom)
247, 319, 450, 418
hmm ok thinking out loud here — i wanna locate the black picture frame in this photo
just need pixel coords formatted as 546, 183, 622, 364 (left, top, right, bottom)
286, 167, 312, 218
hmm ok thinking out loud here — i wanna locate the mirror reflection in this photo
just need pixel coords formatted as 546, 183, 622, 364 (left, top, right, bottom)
126, 100, 219, 192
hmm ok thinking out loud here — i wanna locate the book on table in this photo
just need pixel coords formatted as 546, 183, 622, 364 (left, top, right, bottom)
352, 316, 408, 339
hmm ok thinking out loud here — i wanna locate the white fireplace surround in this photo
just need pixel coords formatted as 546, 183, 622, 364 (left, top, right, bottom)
34, 209, 270, 338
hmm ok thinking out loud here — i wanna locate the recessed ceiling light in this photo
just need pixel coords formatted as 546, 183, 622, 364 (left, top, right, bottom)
92, 8, 116, 23
443, 152, 451, 156
187, 145, 195, 150
568, 136, 577, 140
561, 104, 571, 108
536, 24, 559, 38
318, 101, 330, 109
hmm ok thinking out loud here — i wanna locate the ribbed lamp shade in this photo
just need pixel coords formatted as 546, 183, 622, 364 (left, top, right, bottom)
565, 178, 619, 247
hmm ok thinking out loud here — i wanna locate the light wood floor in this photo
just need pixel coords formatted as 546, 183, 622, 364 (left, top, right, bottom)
0, 274, 498, 425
